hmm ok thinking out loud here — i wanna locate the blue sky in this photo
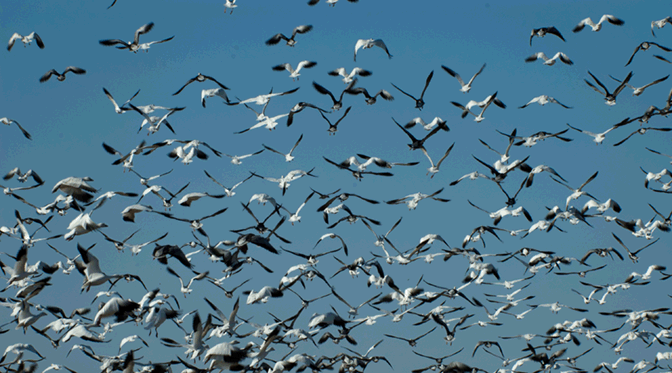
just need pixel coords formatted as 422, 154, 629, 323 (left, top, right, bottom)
2, 0, 672, 372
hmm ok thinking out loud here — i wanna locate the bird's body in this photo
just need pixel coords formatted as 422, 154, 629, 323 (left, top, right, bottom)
8, 32, 44, 51
573, 15, 624, 32
354, 38, 392, 61
39, 67, 86, 83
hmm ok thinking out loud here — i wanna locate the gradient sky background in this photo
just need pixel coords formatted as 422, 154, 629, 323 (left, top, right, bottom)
2, 0, 672, 372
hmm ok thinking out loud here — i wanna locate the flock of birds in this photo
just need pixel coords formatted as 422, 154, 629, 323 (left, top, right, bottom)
4, 2, 672, 373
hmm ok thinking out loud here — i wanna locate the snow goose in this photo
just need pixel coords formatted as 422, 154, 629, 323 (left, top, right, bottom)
502, 128, 572, 147
613, 126, 672, 147
134, 35, 173, 52
102, 140, 146, 172
623, 265, 666, 283
392, 117, 442, 151
326, 205, 381, 229
313, 80, 355, 110
203, 170, 252, 197
7, 32, 44, 51
39, 66, 86, 83
249, 193, 279, 209
449, 171, 493, 186
101, 229, 168, 255
313, 233, 348, 256
103, 88, 140, 114
228, 87, 299, 106
263, 134, 303, 162
551, 171, 598, 209
201, 88, 230, 107
442, 63, 485, 93
405, 116, 449, 131
272, 60, 317, 81
308, 0, 358, 6
280, 192, 314, 225
573, 15, 624, 32
361, 217, 402, 249
223, 0, 236, 13
3, 168, 42, 184
585, 70, 632, 106
178, 192, 225, 207
328, 67, 371, 84
118, 335, 149, 354
580, 198, 621, 216
519, 95, 571, 109
76, 244, 145, 292
451, 92, 506, 122
386, 188, 450, 210
158, 207, 228, 237
391, 70, 433, 110
524, 164, 566, 187
640, 167, 672, 188
478, 128, 518, 164
355, 154, 419, 170
99, 22, 155, 52
168, 145, 206, 165
143, 306, 180, 337
92, 297, 139, 327
316, 191, 379, 212
166, 267, 209, 297
525, 52, 573, 65
223, 149, 264, 165
323, 156, 392, 180
286, 101, 330, 126
566, 119, 628, 145
0, 181, 43, 197
595, 357, 636, 373
234, 113, 289, 134
610, 73, 668, 95
52, 176, 97, 203
128, 103, 180, 135
250, 168, 316, 196
625, 41, 672, 66
266, 25, 313, 47
468, 201, 532, 226
173, 73, 230, 96
1, 118, 32, 140
344, 86, 394, 105
529, 27, 565, 45
384, 327, 435, 347
354, 38, 392, 61
472, 154, 529, 183
64, 209, 107, 241
652, 17, 672, 36
0, 343, 44, 364
319, 106, 352, 134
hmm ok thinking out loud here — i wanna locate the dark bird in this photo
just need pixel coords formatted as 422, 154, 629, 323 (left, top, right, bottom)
344, 86, 394, 105
318, 106, 352, 135
99, 22, 155, 52
625, 41, 671, 66
1, 118, 32, 140
313, 80, 356, 111
391, 70, 433, 110
39, 67, 86, 83
266, 25, 313, 47
613, 127, 672, 147
173, 73, 230, 96
530, 27, 565, 45
585, 70, 632, 106
392, 117, 441, 151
